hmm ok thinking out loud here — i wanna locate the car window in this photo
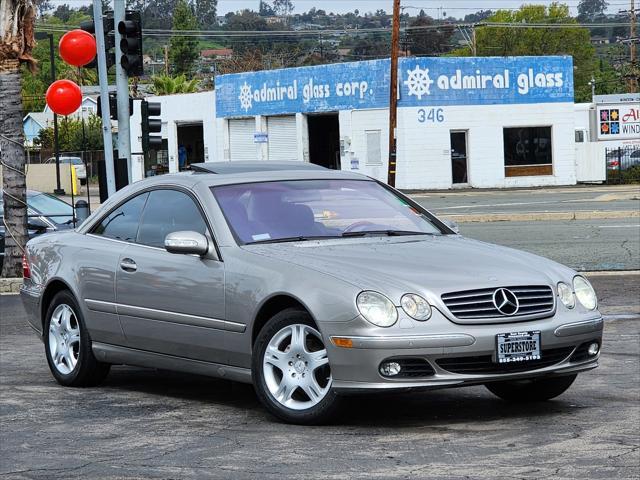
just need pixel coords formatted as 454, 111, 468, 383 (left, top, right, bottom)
27, 193, 74, 225
212, 179, 443, 244
92, 193, 148, 242
136, 189, 208, 248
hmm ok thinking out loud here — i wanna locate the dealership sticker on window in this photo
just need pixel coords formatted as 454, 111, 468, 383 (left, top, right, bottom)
252, 233, 271, 241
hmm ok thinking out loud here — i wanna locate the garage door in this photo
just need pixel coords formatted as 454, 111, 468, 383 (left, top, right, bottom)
267, 116, 297, 161
228, 118, 256, 161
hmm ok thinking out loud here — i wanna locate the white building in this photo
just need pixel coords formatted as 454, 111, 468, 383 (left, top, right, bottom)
131, 56, 621, 189
214, 56, 592, 189
130, 91, 216, 181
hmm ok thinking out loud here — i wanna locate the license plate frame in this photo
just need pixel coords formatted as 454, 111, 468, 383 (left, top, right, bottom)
495, 331, 541, 364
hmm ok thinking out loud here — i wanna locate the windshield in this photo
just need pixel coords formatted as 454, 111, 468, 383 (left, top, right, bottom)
28, 193, 74, 225
211, 179, 444, 244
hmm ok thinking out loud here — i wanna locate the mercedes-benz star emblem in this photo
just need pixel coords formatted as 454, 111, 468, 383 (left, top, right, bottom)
492, 288, 519, 315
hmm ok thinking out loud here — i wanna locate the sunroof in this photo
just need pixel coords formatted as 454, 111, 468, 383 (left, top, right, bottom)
190, 161, 327, 174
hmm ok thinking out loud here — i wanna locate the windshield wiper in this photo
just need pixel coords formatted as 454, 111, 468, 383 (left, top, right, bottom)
246, 235, 329, 245
340, 230, 433, 238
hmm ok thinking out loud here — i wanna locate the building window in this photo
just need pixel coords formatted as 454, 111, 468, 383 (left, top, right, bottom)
365, 130, 382, 166
503, 127, 553, 177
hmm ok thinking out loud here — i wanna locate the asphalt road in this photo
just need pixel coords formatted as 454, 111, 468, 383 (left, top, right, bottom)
411, 185, 640, 216
1, 274, 638, 479
458, 217, 640, 272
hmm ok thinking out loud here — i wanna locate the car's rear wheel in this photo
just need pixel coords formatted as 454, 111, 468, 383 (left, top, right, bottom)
252, 308, 341, 424
485, 374, 577, 402
44, 290, 110, 387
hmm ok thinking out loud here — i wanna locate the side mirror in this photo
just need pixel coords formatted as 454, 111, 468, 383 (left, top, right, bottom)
442, 219, 460, 234
164, 231, 209, 256
27, 217, 49, 234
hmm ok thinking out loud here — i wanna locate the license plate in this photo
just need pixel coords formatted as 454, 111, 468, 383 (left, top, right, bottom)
496, 331, 541, 364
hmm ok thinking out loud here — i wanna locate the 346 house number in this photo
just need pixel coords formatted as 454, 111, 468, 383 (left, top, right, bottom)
417, 108, 445, 123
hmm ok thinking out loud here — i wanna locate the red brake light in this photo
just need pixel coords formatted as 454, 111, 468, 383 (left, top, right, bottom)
22, 253, 31, 279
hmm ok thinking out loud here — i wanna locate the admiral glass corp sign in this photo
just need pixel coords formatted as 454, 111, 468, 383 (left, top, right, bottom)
215, 56, 574, 118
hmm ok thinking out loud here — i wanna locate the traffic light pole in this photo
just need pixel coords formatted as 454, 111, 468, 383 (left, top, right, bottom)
92, 0, 116, 197
114, 0, 132, 183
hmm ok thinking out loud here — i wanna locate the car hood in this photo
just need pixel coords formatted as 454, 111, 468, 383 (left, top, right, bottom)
244, 235, 576, 303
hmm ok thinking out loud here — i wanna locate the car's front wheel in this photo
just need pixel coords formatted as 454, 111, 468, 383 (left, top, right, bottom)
485, 374, 577, 402
252, 308, 341, 424
44, 290, 110, 387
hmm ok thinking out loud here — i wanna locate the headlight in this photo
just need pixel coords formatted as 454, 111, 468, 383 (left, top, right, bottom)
357, 291, 398, 327
557, 282, 575, 309
573, 276, 597, 310
400, 293, 432, 321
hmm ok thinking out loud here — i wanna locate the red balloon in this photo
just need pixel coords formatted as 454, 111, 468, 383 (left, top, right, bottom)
59, 29, 96, 67
46, 80, 83, 116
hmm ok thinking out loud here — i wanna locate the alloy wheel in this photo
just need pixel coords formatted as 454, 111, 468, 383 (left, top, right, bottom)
48, 304, 81, 375
262, 324, 332, 410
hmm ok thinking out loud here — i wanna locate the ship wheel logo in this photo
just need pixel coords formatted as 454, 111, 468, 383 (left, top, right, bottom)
404, 65, 434, 100
238, 82, 253, 111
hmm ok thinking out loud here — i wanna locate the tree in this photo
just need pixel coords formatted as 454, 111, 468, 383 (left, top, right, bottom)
273, 0, 293, 18
52, 3, 72, 22
577, 0, 608, 21
407, 15, 455, 56
35, 115, 104, 151
195, 0, 216, 29
259, 0, 275, 17
452, 4, 598, 102
150, 73, 199, 94
1, 0, 35, 278
169, 0, 199, 75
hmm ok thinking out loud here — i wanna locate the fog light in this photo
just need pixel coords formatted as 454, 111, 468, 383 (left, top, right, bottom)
379, 361, 401, 377
588, 342, 600, 356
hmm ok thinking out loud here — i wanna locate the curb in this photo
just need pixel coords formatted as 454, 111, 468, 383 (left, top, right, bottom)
441, 210, 640, 223
0, 278, 23, 294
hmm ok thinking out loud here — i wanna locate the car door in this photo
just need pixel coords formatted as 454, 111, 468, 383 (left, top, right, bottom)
115, 188, 227, 363
81, 192, 149, 345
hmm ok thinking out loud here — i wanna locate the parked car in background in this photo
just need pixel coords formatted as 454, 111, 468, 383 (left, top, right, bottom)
45, 156, 87, 184
21, 163, 602, 424
606, 148, 640, 170
0, 190, 74, 270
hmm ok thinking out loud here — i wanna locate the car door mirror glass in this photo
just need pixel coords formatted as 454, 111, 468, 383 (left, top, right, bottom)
27, 217, 49, 233
164, 231, 209, 256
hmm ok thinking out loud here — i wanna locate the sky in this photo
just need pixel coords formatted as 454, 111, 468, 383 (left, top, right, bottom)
217, 0, 626, 16
46, 1, 628, 19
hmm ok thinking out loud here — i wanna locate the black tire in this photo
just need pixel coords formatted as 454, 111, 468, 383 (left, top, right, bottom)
485, 374, 577, 402
44, 290, 110, 387
252, 308, 342, 425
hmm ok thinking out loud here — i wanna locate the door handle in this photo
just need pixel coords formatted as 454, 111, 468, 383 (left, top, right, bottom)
119, 258, 137, 273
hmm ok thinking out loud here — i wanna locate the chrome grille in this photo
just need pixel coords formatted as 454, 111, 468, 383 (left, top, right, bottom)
441, 285, 555, 321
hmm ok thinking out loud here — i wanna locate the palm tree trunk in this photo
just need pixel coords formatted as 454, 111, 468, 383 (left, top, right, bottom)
1, 0, 35, 277
0, 61, 28, 277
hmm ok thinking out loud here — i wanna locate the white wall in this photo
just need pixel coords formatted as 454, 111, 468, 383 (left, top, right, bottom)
342, 102, 578, 190
130, 91, 216, 182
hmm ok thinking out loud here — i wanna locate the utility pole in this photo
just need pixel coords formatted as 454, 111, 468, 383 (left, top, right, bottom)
114, 0, 132, 183
471, 25, 477, 56
620, 0, 639, 92
93, 0, 117, 197
387, 0, 401, 187
35, 32, 64, 194
164, 45, 169, 75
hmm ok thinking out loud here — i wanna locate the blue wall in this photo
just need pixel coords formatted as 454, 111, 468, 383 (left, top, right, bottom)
216, 56, 574, 118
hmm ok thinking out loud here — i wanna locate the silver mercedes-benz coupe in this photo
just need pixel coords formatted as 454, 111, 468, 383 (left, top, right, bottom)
21, 162, 603, 424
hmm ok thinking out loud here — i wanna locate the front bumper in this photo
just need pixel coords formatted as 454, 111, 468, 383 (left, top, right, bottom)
323, 309, 603, 393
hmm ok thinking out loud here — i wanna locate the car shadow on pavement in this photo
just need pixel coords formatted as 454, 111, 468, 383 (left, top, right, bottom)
102, 365, 577, 427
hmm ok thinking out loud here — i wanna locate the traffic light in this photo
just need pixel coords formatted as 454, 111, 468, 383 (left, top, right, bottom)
97, 93, 134, 120
141, 100, 162, 151
118, 11, 143, 77
80, 13, 115, 69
